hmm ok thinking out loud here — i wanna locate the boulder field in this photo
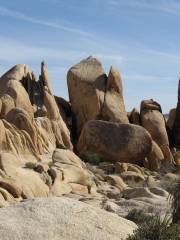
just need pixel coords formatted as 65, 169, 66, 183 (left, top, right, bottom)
0, 56, 179, 239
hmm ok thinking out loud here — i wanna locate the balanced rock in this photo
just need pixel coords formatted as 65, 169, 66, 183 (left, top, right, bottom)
77, 120, 152, 163
140, 99, 173, 163
140, 99, 169, 147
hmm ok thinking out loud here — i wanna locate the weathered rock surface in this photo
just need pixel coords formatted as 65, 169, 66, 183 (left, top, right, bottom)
140, 99, 173, 164
147, 141, 164, 171
0, 58, 178, 229
140, 99, 169, 147
50, 149, 95, 196
0, 197, 137, 240
0, 63, 72, 157
101, 66, 129, 124
167, 108, 176, 129
67, 57, 128, 137
129, 108, 140, 125
78, 120, 152, 163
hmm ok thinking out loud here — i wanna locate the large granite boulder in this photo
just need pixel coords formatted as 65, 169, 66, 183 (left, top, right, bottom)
67, 57, 128, 137
77, 120, 152, 163
0, 197, 137, 240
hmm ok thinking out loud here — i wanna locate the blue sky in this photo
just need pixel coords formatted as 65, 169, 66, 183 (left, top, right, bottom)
0, 0, 180, 113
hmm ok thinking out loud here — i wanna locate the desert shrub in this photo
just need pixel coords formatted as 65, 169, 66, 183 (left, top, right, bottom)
170, 180, 180, 223
126, 215, 180, 240
83, 152, 103, 164
126, 209, 152, 224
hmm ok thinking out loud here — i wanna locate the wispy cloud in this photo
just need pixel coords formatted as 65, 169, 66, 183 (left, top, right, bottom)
0, 5, 92, 37
0, 37, 125, 67
0, 37, 87, 62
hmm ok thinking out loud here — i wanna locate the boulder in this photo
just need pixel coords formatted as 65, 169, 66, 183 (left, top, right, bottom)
77, 120, 152, 163
147, 141, 164, 171
67, 57, 106, 136
129, 108, 140, 125
101, 66, 129, 123
50, 149, 95, 195
140, 99, 169, 147
0, 197, 137, 240
140, 99, 172, 163
105, 175, 127, 191
67, 57, 128, 137
167, 108, 176, 129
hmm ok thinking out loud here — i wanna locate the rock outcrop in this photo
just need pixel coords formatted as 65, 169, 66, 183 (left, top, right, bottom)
0, 63, 72, 157
77, 120, 152, 163
67, 57, 128, 138
0, 57, 178, 226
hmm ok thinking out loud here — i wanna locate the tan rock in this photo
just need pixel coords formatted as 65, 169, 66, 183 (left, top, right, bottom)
140, 99, 169, 147
0, 178, 22, 198
78, 120, 152, 163
67, 57, 128, 136
115, 162, 143, 175
129, 108, 140, 125
67, 56, 106, 136
101, 66, 129, 123
105, 175, 127, 191
120, 171, 145, 183
160, 144, 174, 164
167, 108, 176, 129
69, 183, 89, 195
147, 141, 164, 171
174, 152, 180, 166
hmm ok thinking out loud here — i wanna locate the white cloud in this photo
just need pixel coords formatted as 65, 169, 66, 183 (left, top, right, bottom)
0, 37, 87, 62
0, 5, 92, 37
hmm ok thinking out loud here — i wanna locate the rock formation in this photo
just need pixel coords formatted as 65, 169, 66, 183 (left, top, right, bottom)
140, 99, 173, 164
0, 63, 72, 156
0, 56, 178, 233
67, 57, 128, 139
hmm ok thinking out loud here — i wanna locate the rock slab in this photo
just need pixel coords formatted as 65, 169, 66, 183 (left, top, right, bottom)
0, 197, 136, 240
